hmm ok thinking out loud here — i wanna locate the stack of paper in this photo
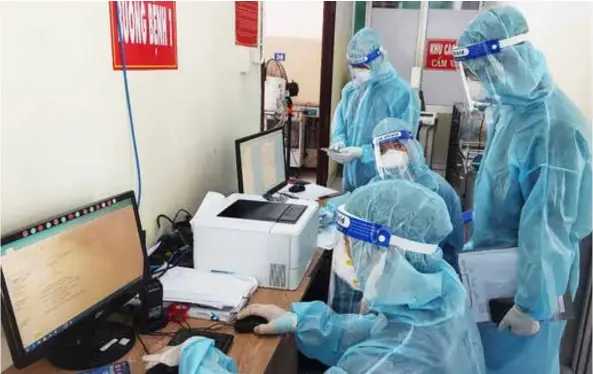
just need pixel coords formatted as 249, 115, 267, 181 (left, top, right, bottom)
459, 247, 519, 323
159, 267, 258, 322
318, 225, 339, 250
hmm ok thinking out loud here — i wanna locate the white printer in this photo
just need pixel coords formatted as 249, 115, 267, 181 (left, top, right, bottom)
191, 192, 319, 290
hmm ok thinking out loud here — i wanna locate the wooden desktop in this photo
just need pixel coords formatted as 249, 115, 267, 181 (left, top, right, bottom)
3, 250, 324, 374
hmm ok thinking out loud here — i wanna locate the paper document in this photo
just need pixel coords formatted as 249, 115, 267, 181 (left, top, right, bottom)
318, 225, 338, 250
159, 267, 258, 310
458, 247, 519, 323
280, 183, 338, 202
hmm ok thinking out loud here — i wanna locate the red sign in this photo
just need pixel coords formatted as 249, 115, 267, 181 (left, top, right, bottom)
235, 2, 259, 47
424, 39, 457, 71
109, 1, 178, 70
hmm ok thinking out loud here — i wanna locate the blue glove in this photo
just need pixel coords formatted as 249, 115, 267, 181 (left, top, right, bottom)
319, 207, 335, 227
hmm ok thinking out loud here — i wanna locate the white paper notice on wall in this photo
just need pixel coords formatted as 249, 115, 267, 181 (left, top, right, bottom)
236, 46, 251, 74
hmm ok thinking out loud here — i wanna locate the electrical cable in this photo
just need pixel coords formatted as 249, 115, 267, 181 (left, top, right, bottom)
115, 2, 143, 207
173, 209, 193, 223
156, 214, 175, 228
136, 331, 150, 354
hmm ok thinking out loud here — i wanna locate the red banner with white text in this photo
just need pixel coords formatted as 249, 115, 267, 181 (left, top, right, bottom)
235, 1, 259, 47
109, 1, 178, 70
424, 39, 456, 71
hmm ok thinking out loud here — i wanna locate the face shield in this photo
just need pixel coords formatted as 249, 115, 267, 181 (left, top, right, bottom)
328, 232, 365, 314
453, 33, 529, 111
373, 130, 420, 180
336, 205, 440, 311
348, 47, 384, 85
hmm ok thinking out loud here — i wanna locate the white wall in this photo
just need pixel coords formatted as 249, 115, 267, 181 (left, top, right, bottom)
489, 2, 593, 118
0, 2, 260, 370
263, 1, 324, 39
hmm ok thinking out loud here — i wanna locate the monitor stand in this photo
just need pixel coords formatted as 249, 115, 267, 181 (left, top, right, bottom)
47, 320, 136, 371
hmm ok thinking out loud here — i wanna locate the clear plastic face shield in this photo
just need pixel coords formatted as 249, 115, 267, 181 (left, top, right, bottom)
453, 34, 529, 111
372, 130, 417, 180
348, 47, 384, 85
335, 205, 439, 312
328, 231, 365, 314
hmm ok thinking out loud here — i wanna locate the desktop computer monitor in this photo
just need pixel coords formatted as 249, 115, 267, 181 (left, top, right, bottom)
0, 191, 146, 370
235, 127, 287, 195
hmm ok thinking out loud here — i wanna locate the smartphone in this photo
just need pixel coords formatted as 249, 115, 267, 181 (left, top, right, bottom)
79, 361, 131, 374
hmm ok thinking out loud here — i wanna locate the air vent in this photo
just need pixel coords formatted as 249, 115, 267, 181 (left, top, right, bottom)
269, 264, 287, 288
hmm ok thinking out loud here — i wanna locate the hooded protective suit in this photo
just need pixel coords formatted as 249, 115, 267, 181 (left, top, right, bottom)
331, 28, 420, 192
456, 6, 592, 374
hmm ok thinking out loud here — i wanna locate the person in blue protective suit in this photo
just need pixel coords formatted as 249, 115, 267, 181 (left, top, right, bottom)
326, 117, 464, 315
142, 337, 238, 373
370, 117, 464, 273
327, 27, 421, 192
238, 180, 486, 373
453, 6, 592, 374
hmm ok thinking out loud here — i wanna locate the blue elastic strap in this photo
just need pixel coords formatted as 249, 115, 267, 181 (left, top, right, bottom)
453, 39, 502, 62
349, 48, 383, 67
337, 212, 392, 247
375, 130, 415, 146
462, 210, 473, 224
115, 2, 143, 207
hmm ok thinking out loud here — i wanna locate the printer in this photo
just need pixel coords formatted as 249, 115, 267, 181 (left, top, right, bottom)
191, 192, 319, 290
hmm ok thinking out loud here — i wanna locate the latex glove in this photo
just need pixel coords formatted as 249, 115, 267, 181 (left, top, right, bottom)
142, 343, 185, 370
237, 304, 297, 335
329, 141, 345, 152
498, 305, 540, 336
319, 206, 335, 227
329, 147, 363, 164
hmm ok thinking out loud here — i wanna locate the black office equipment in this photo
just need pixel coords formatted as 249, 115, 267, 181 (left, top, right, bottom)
1, 191, 147, 370
288, 184, 306, 193
218, 200, 306, 224
135, 278, 168, 334
233, 316, 268, 334
168, 328, 233, 351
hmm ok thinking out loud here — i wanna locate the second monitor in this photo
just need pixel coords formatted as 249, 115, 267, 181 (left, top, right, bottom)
235, 127, 287, 196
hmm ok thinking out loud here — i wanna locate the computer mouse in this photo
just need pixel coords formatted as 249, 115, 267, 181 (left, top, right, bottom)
233, 315, 268, 334
289, 184, 306, 193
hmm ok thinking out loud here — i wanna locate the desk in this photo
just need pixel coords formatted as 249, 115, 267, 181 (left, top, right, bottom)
4, 250, 324, 374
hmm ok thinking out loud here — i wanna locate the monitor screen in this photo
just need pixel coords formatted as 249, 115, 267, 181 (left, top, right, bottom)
0, 195, 144, 353
237, 127, 286, 195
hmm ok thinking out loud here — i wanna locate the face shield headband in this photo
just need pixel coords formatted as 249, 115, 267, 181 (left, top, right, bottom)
348, 47, 385, 69
372, 130, 415, 179
453, 34, 528, 110
336, 205, 438, 255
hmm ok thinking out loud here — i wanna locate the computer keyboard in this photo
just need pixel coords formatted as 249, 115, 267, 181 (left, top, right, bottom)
168, 328, 233, 353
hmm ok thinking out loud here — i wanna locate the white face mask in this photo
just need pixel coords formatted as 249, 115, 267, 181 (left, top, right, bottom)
352, 68, 371, 84
380, 150, 408, 170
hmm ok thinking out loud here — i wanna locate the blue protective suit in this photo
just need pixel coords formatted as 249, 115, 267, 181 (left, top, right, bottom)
332, 28, 421, 192
371, 118, 464, 273
179, 337, 238, 374
458, 7, 592, 374
293, 180, 485, 373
